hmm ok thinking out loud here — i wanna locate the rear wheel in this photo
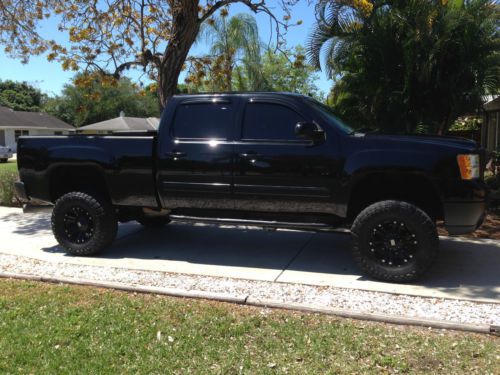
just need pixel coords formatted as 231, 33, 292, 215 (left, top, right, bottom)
51, 192, 117, 256
351, 200, 438, 282
137, 216, 171, 227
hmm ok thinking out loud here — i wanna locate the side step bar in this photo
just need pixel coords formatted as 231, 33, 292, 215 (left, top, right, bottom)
169, 214, 350, 233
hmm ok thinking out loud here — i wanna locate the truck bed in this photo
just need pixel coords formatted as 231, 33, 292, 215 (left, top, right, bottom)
17, 133, 160, 207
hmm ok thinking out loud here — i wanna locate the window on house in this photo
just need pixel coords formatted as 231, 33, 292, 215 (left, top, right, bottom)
14, 130, 29, 142
54, 131, 63, 135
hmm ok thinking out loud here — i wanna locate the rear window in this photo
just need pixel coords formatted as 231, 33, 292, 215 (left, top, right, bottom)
172, 102, 233, 139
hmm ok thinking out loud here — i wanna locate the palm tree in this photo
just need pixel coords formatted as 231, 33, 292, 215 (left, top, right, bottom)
199, 12, 263, 91
308, 0, 500, 134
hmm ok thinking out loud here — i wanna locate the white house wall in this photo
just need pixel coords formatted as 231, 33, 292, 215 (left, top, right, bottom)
2, 128, 73, 152
4, 129, 15, 151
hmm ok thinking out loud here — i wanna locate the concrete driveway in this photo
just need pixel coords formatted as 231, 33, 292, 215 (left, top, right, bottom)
0, 206, 499, 303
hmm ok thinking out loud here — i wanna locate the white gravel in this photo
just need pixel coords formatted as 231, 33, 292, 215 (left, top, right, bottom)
0, 253, 498, 326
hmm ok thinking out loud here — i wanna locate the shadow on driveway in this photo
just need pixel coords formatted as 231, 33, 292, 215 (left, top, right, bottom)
1, 211, 52, 236
3, 208, 497, 302
41, 221, 500, 302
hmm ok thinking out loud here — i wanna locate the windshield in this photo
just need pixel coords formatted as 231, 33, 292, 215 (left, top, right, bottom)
306, 98, 355, 134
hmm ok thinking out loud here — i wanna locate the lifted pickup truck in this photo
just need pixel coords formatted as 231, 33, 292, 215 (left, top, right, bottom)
15, 92, 487, 282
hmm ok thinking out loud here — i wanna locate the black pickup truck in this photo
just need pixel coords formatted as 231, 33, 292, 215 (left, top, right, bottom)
15, 92, 487, 282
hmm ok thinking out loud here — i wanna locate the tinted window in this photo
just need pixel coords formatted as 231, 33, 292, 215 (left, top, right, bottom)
242, 102, 304, 140
173, 102, 233, 139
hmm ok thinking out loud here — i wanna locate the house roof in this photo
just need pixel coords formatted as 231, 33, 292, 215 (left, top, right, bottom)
78, 116, 159, 131
484, 96, 500, 112
0, 106, 74, 130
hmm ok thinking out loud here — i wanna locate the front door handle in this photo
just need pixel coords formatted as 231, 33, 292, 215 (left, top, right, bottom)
165, 150, 187, 159
239, 152, 261, 160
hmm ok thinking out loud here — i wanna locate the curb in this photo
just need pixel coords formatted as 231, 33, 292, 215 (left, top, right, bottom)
246, 297, 497, 336
0, 272, 248, 304
0, 271, 497, 336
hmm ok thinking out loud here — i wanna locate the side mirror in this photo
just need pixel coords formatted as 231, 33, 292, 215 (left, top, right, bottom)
295, 121, 325, 143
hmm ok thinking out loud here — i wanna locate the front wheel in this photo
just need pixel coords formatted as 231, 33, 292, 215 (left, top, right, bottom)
51, 192, 118, 256
351, 200, 438, 283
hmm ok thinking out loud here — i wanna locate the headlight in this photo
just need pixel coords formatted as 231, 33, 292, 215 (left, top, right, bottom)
457, 154, 480, 180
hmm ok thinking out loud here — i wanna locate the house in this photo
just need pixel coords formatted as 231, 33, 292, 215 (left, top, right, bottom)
481, 96, 500, 152
77, 112, 159, 134
0, 106, 74, 152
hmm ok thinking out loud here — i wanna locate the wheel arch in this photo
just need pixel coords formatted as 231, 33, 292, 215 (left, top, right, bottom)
48, 164, 111, 203
346, 171, 443, 221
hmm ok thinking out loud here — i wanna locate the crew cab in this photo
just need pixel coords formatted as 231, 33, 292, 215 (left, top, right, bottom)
15, 92, 487, 282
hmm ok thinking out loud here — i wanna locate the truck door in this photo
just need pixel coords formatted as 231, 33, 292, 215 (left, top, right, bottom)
233, 97, 343, 216
157, 97, 236, 210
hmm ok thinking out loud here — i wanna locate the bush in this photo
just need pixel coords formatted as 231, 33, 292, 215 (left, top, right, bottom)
0, 171, 20, 207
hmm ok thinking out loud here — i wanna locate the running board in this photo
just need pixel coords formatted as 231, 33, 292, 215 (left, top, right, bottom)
169, 214, 350, 232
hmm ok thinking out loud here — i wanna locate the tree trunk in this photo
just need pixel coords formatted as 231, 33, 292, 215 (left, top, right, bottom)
225, 57, 233, 91
437, 110, 452, 135
158, 0, 200, 110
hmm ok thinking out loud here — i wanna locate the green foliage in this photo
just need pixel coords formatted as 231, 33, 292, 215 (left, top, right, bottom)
258, 46, 323, 100
186, 14, 322, 98
310, 0, 500, 134
186, 13, 263, 92
0, 80, 46, 112
449, 116, 482, 131
0, 170, 18, 206
43, 76, 160, 127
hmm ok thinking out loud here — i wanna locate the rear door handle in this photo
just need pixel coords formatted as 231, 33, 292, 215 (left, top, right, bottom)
165, 150, 187, 159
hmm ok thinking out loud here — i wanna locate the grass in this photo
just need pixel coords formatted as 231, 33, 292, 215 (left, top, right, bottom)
0, 159, 18, 173
0, 160, 19, 206
0, 279, 498, 374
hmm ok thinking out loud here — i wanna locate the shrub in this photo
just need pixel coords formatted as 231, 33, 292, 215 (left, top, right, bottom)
0, 171, 20, 207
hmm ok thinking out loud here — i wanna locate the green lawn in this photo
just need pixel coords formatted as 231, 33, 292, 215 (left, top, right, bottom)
0, 279, 498, 374
0, 159, 18, 173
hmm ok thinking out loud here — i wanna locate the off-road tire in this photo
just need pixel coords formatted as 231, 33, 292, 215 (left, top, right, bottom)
351, 200, 438, 282
51, 192, 118, 256
137, 216, 171, 227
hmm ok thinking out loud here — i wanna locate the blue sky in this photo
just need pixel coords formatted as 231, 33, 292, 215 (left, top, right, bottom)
0, 2, 333, 97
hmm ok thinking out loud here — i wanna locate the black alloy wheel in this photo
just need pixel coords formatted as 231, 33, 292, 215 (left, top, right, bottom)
52, 192, 118, 256
351, 200, 439, 282
368, 219, 418, 268
62, 205, 95, 244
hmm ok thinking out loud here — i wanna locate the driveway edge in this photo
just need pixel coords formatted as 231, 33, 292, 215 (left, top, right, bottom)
245, 297, 497, 335
1, 271, 498, 336
0, 271, 248, 304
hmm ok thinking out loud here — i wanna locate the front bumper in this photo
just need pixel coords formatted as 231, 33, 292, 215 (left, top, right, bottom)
444, 200, 486, 235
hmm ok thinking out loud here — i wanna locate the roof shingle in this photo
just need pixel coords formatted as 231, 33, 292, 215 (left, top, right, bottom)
0, 106, 74, 130
78, 116, 159, 131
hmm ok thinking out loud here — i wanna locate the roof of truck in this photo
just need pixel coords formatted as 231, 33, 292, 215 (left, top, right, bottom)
174, 91, 310, 98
